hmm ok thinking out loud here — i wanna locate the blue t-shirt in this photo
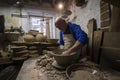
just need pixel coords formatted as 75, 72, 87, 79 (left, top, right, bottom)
59, 22, 88, 46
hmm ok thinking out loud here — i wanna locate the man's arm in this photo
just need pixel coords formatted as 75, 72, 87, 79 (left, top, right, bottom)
59, 31, 64, 49
62, 40, 83, 55
62, 24, 88, 55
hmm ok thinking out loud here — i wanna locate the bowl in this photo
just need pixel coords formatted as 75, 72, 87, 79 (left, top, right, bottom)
47, 39, 58, 43
66, 64, 104, 80
50, 49, 79, 66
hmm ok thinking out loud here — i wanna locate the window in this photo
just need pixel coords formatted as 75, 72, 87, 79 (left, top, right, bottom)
30, 17, 46, 36
29, 16, 58, 39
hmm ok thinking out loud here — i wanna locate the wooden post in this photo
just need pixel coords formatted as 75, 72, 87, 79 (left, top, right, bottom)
46, 20, 50, 39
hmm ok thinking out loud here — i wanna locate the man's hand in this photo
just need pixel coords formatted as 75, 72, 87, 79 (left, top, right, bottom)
61, 49, 76, 56
61, 50, 70, 56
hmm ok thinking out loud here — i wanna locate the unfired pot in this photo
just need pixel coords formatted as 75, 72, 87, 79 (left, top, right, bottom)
36, 33, 44, 42
23, 33, 34, 42
50, 49, 79, 66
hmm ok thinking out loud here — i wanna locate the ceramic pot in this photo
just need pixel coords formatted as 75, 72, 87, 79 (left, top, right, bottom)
36, 33, 44, 42
23, 33, 34, 42
47, 39, 58, 43
50, 49, 79, 66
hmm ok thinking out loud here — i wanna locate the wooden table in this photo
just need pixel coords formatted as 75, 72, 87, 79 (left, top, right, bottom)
16, 59, 39, 80
16, 58, 120, 80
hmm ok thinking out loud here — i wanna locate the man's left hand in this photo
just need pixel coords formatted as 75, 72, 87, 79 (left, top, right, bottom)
61, 49, 76, 56
61, 50, 70, 56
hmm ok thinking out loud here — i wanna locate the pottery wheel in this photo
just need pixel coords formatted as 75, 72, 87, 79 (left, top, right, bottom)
52, 61, 66, 70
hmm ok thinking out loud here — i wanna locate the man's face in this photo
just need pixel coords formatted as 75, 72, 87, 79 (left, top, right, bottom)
55, 21, 67, 32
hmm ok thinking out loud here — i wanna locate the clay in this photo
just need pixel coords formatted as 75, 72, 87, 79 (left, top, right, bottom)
29, 50, 38, 54
23, 33, 34, 42
28, 46, 37, 50
50, 49, 78, 66
70, 70, 99, 80
36, 55, 68, 80
36, 33, 44, 42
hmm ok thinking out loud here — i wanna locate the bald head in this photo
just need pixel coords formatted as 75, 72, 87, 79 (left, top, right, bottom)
55, 17, 66, 24
55, 17, 67, 32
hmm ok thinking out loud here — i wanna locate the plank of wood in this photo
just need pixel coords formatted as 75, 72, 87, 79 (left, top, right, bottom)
87, 18, 97, 60
100, 47, 120, 70
93, 30, 103, 63
102, 32, 120, 48
110, 6, 120, 32
101, 47, 120, 60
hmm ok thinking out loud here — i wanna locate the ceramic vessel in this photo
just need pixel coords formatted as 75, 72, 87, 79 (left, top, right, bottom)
23, 33, 34, 42
66, 64, 104, 80
47, 39, 58, 43
36, 33, 44, 42
50, 49, 79, 66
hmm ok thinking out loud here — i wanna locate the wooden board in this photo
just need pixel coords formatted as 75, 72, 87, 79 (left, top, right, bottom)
93, 30, 103, 63
100, 47, 120, 70
110, 6, 120, 32
102, 32, 120, 48
100, 32, 120, 70
101, 47, 120, 60
87, 18, 97, 60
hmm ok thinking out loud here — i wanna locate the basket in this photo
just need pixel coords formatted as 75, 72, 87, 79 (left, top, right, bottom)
66, 64, 104, 80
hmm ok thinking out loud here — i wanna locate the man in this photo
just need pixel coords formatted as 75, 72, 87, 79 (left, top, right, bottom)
55, 17, 88, 56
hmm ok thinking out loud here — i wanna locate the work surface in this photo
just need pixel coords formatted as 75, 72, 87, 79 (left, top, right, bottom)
16, 59, 39, 80
16, 55, 120, 80
16, 55, 67, 80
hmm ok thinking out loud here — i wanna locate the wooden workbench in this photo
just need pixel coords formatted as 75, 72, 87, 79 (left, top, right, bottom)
16, 58, 120, 80
16, 59, 39, 80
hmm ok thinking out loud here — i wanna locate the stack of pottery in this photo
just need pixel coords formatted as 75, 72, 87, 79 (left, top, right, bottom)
23, 33, 34, 42
28, 46, 39, 58
11, 46, 28, 61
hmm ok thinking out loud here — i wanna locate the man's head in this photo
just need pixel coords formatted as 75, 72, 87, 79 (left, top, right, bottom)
55, 17, 67, 32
